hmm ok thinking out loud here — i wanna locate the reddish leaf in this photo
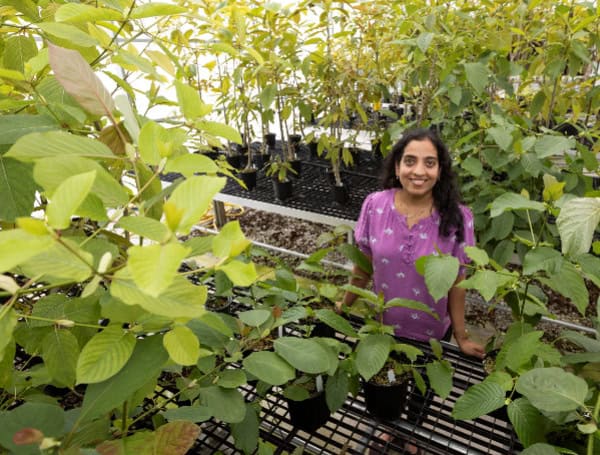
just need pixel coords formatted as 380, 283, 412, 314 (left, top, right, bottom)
13, 428, 43, 445
48, 43, 115, 116
155, 421, 201, 454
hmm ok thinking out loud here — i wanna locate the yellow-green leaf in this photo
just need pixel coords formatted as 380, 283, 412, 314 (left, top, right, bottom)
127, 243, 190, 297
212, 221, 251, 259
130, 3, 187, 19
77, 324, 136, 384
164, 154, 219, 178
42, 329, 79, 387
0, 309, 18, 360
47, 170, 96, 229
217, 260, 257, 287
117, 216, 170, 243
55, 4, 123, 23
175, 80, 210, 120
163, 326, 200, 366
0, 229, 53, 273
39, 23, 98, 48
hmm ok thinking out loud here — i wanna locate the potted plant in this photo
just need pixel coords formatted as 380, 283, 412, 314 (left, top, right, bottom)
265, 157, 296, 200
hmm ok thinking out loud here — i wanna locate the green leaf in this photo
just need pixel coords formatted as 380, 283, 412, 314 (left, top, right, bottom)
490, 211, 514, 240
0, 156, 37, 222
459, 270, 515, 302
167, 175, 226, 234
505, 331, 545, 371
325, 369, 350, 412
128, 243, 190, 297
117, 216, 170, 243
274, 337, 332, 374
0, 114, 59, 146
231, 404, 259, 454
0, 309, 18, 361
422, 255, 459, 302
385, 298, 439, 319
3, 35, 37, 73
242, 351, 296, 386
77, 324, 136, 384
164, 154, 219, 177
356, 334, 392, 381
183, 236, 213, 256
217, 369, 246, 388
452, 381, 506, 420
314, 309, 358, 338
534, 135, 575, 158
138, 121, 179, 165
46, 170, 96, 229
507, 398, 548, 448
212, 221, 251, 259
163, 325, 200, 366
130, 3, 187, 19
337, 243, 373, 274
34, 156, 129, 207
464, 62, 489, 94
416, 32, 434, 52
111, 273, 207, 319
520, 444, 561, 455
194, 120, 242, 144
55, 4, 123, 23
461, 156, 482, 177
80, 335, 168, 422
489, 193, 545, 217
260, 84, 277, 109
540, 261, 589, 315
523, 247, 563, 275
161, 406, 212, 423
557, 197, 600, 256
199, 386, 246, 423
488, 127, 513, 151
464, 246, 489, 266
515, 367, 588, 413
238, 309, 271, 327
0, 403, 65, 455
425, 360, 453, 400
217, 260, 257, 287
6, 130, 116, 161
175, 80, 210, 120
39, 23, 98, 47
0, 229, 53, 273
42, 329, 79, 387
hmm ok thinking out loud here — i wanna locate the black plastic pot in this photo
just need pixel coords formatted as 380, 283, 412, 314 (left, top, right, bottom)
254, 153, 269, 169
363, 378, 409, 421
331, 184, 349, 205
265, 132, 277, 148
290, 159, 302, 178
309, 140, 319, 160
310, 321, 335, 338
272, 179, 293, 200
226, 154, 242, 169
287, 392, 330, 433
239, 169, 257, 191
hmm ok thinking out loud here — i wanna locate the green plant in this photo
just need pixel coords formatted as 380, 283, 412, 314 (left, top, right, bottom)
265, 156, 296, 182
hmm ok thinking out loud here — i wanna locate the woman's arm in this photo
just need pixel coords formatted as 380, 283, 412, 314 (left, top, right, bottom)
448, 277, 485, 359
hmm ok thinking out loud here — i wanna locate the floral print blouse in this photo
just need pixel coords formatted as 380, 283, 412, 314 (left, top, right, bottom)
354, 189, 475, 342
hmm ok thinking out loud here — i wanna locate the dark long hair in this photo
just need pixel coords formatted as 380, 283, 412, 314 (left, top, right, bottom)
380, 128, 465, 242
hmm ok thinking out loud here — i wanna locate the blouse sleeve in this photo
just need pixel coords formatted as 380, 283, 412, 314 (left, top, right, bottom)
454, 205, 475, 276
353, 193, 374, 257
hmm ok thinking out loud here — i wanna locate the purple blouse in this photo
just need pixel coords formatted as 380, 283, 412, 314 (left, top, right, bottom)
354, 189, 475, 342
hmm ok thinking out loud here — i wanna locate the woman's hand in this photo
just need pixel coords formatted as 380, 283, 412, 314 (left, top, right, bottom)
456, 337, 485, 359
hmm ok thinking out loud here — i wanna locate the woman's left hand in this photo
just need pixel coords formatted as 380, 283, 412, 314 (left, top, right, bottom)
456, 338, 485, 359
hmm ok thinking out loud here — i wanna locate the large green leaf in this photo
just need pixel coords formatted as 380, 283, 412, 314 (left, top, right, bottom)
217, 259, 257, 287
110, 272, 206, 319
80, 335, 168, 422
534, 135, 575, 158
164, 153, 219, 177
238, 309, 271, 327
274, 337, 334, 374
0, 114, 59, 146
194, 120, 242, 144
46, 170, 96, 229
0, 309, 18, 361
557, 197, 600, 256
522, 246, 563, 275
54, 3, 124, 23
6, 130, 116, 161
487, 126, 513, 151
167, 175, 226, 234
3, 35, 37, 72
34, 156, 129, 206
520, 444, 561, 455
42, 329, 79, 387
452, 381, 506, 420
242, 351, 296, 386
175, 80, 211, 120
0, 403, 65, 455
127, 243, 190, 297
0, 228, 53, 273
355, 334, 392, 381
76, 324, 136, 384
0, 156, 37, 222
337, 243, 373, 275
464, 62, 489, 94
540, 261, 589, 315
130, 3, 187, 19
425, 360, 453, 400
458, 270, 515, 302
489, 193, 545, 217
161, 406, 212, 423
39, 23, 98, 48
504, 331, 546, 371
231, 404, 259, 454
421, 255, 459, 302
117, 216, 170, 243
515, 367, 588, 413
314, 308, 358, 338
96, 421, 200, 455
507, 398, 547, 448
199, 386, 246, 423
212, 221, 251, 259
325, 369, 350, 412
163, 325, 200, 366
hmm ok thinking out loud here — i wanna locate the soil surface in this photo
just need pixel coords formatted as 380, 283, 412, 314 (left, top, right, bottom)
231, 207, 597, 351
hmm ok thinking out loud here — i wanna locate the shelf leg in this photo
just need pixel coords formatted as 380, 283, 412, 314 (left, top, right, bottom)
213, 200, 228, 228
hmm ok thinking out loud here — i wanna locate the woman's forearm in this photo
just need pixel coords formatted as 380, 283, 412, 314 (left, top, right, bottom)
341, 264, 371, 306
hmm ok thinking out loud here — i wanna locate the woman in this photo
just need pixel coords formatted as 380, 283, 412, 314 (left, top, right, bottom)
338, 127, 484, 358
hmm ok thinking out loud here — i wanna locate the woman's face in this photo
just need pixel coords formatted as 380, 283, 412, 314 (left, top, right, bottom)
395, 138, 440, 198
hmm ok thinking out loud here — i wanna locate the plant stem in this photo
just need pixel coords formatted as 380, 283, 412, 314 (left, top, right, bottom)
588, 392, 600, 455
